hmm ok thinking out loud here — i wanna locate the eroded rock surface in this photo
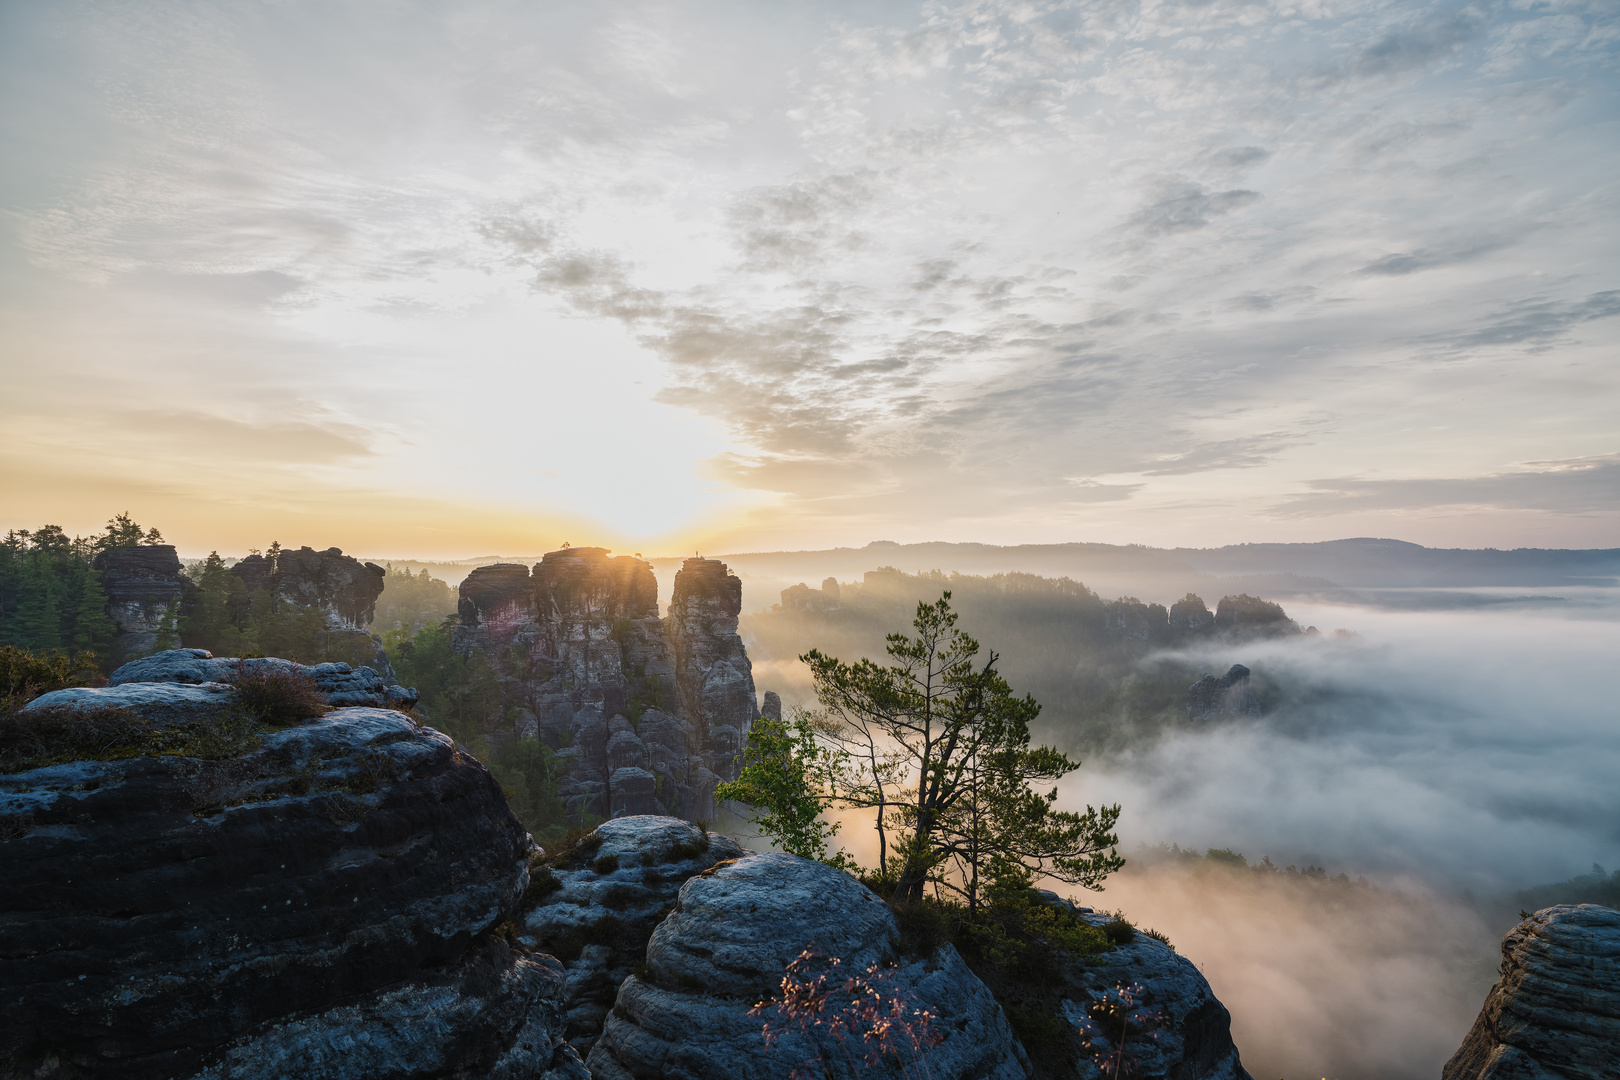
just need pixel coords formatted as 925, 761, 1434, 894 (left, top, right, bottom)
453, 549, 758, 822
1047, 904, 1251, 1080
1444, 904, 1620, 1080
586, 852, 1027, 1080
92, 544, 188, 664
230, 545, 386, 632
0, 676, 579, 1079
520, 816, 745, 1055
101, 647, 418, 708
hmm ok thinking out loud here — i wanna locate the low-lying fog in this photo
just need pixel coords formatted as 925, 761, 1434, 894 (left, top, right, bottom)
752, 587, 1619, 1080
1064, 589, 1620, 1080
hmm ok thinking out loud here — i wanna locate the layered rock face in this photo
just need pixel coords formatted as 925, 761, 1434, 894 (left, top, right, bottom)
453, 549, 758, 823
1444, 904, 1620, 1080
1045, 900, 1252, 1080
91, 545, 188, 664
232, 545, 386, 631
588, 852, 1029, 1080
1, 672, 583, 1079
520, 816, 746, 1056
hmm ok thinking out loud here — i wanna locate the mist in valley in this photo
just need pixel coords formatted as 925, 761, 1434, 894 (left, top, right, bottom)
737, 571, 1620, 1079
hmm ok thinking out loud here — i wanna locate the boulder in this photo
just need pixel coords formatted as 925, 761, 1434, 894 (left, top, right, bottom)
105, 648, 419, 708
586, 852, 1028, 1080
1053, 907, 1252, 1080
0, 675, 582, 1079
1444, 904, 1620, 1080
520, 816, 746, 1055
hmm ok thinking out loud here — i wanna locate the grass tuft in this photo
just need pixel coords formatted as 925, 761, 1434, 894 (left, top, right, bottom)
228, 662, 329, 726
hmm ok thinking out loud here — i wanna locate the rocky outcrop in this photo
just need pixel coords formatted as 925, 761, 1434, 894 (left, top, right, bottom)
1213, 594, 1298, 636
1168, 593, 1214, 634
520, 816, 746, 1056
102, 647, 419, 708
780, 577, 841, 612
1037, 899, 1252, 1080
0, 673, 581, 1079
1187, 664, 1259, 722
587, 852, 1028, 1080
452, 549, 758, 824
1444, 904, 1620, 1080
91, 545, 188, 664
231, 546, 386, 632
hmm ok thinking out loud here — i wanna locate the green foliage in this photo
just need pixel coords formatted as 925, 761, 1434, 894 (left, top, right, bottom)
1514, 863, 1620, 913
374, 564, 458, 635
1101, 918, 1137, 945
717, 711, 850, 867
1, 524, 119, 663
0, 703, 262, 773
94, 512, 163, 553
0, 645, 105, 709
803, 592, 1123, 905
593, 853, 621, 875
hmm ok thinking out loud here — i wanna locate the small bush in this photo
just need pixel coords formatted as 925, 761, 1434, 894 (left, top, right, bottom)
228, 662, 328, 726
668, 827, 712, 862
593, 853, 621, 875
0, 646, 105, 708
890, 896, 951, 958
1003, 1002, 1070, 1062
1142, 927, 1174, 950
1102, 918, 1136, 945
524, 865, 562, 907
545, 827, 604, 869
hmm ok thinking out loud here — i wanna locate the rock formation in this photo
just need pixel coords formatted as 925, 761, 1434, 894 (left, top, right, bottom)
520, 816, 746, 1056
231, 546, 386, 632
587, 852, 1029, 1080
103, 647, 419, 708
91, 544, 189, 664
1168, 592, 1214, 634
1213, 593, 1298, 636
1186, 663, 1260, 722
2, 668, 584, 1078
1444, 904, 1620, 1080
1035, 895, 1252, 1080
780, 576, 841, 611
452, 548, 758, 824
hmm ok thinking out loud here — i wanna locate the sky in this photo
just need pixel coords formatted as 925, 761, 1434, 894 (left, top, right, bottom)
1, 0, 1616, 558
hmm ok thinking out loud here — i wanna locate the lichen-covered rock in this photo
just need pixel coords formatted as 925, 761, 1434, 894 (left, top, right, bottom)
92, 544, 188, 664
1048, 904, 1252, 1080
23, 679, 239, 724
452, 550, 757, 823
105, 647, 418, 708
521, 816, 745, 1055
1443, 904, 1620, 1080
0, 677, 579, 1079
586, 852, 1027, 1080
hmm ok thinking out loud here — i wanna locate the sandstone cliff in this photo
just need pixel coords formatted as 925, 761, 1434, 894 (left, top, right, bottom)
1, 661, 582, 1079
91, 544, 188, 665
231, 545, 386, 632
453, 549, 758, 823
1444, 904, 1620, 1080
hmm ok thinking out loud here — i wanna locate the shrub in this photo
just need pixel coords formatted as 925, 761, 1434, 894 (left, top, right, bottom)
524, 864, 562, 907
544, 827, 604, 869
228, 662, 328, 726
593, 853, 621, 875
1102, 918, 1136, 945
0, 646, 105, 709
1142, 927, 1174, 950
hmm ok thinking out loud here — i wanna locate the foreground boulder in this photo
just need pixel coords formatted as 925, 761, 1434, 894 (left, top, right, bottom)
587, 852, 1028, 1080
520, 816, 745, 1055
1054, 903, 1251, 1079
0, 676, 581, 1078
1444, 904, 1620, 1079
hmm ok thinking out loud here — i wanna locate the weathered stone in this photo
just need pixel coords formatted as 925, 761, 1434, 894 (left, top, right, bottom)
0, 678, 578, 1079
1444, 904, 1620, 1080
521, 816, 745, 1055
587, 852, 1028, 1080
106, 647, 418, 708
1055, 908, 1253, 1080
453, 550, 758, 824
22, 679, 238, 724
1186, 663, 1258, 722
92, 545, 187, 664
1102, 597, 1169, 646
230, 546, 386, 631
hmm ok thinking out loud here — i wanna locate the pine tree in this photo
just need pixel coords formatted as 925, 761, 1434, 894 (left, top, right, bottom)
69, 563, 116, 655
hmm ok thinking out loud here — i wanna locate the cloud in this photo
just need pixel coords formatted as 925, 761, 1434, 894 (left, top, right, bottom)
1276, 454, 1620, 516
1123, 180, 1262, 239
1439, 290, 1620, 350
